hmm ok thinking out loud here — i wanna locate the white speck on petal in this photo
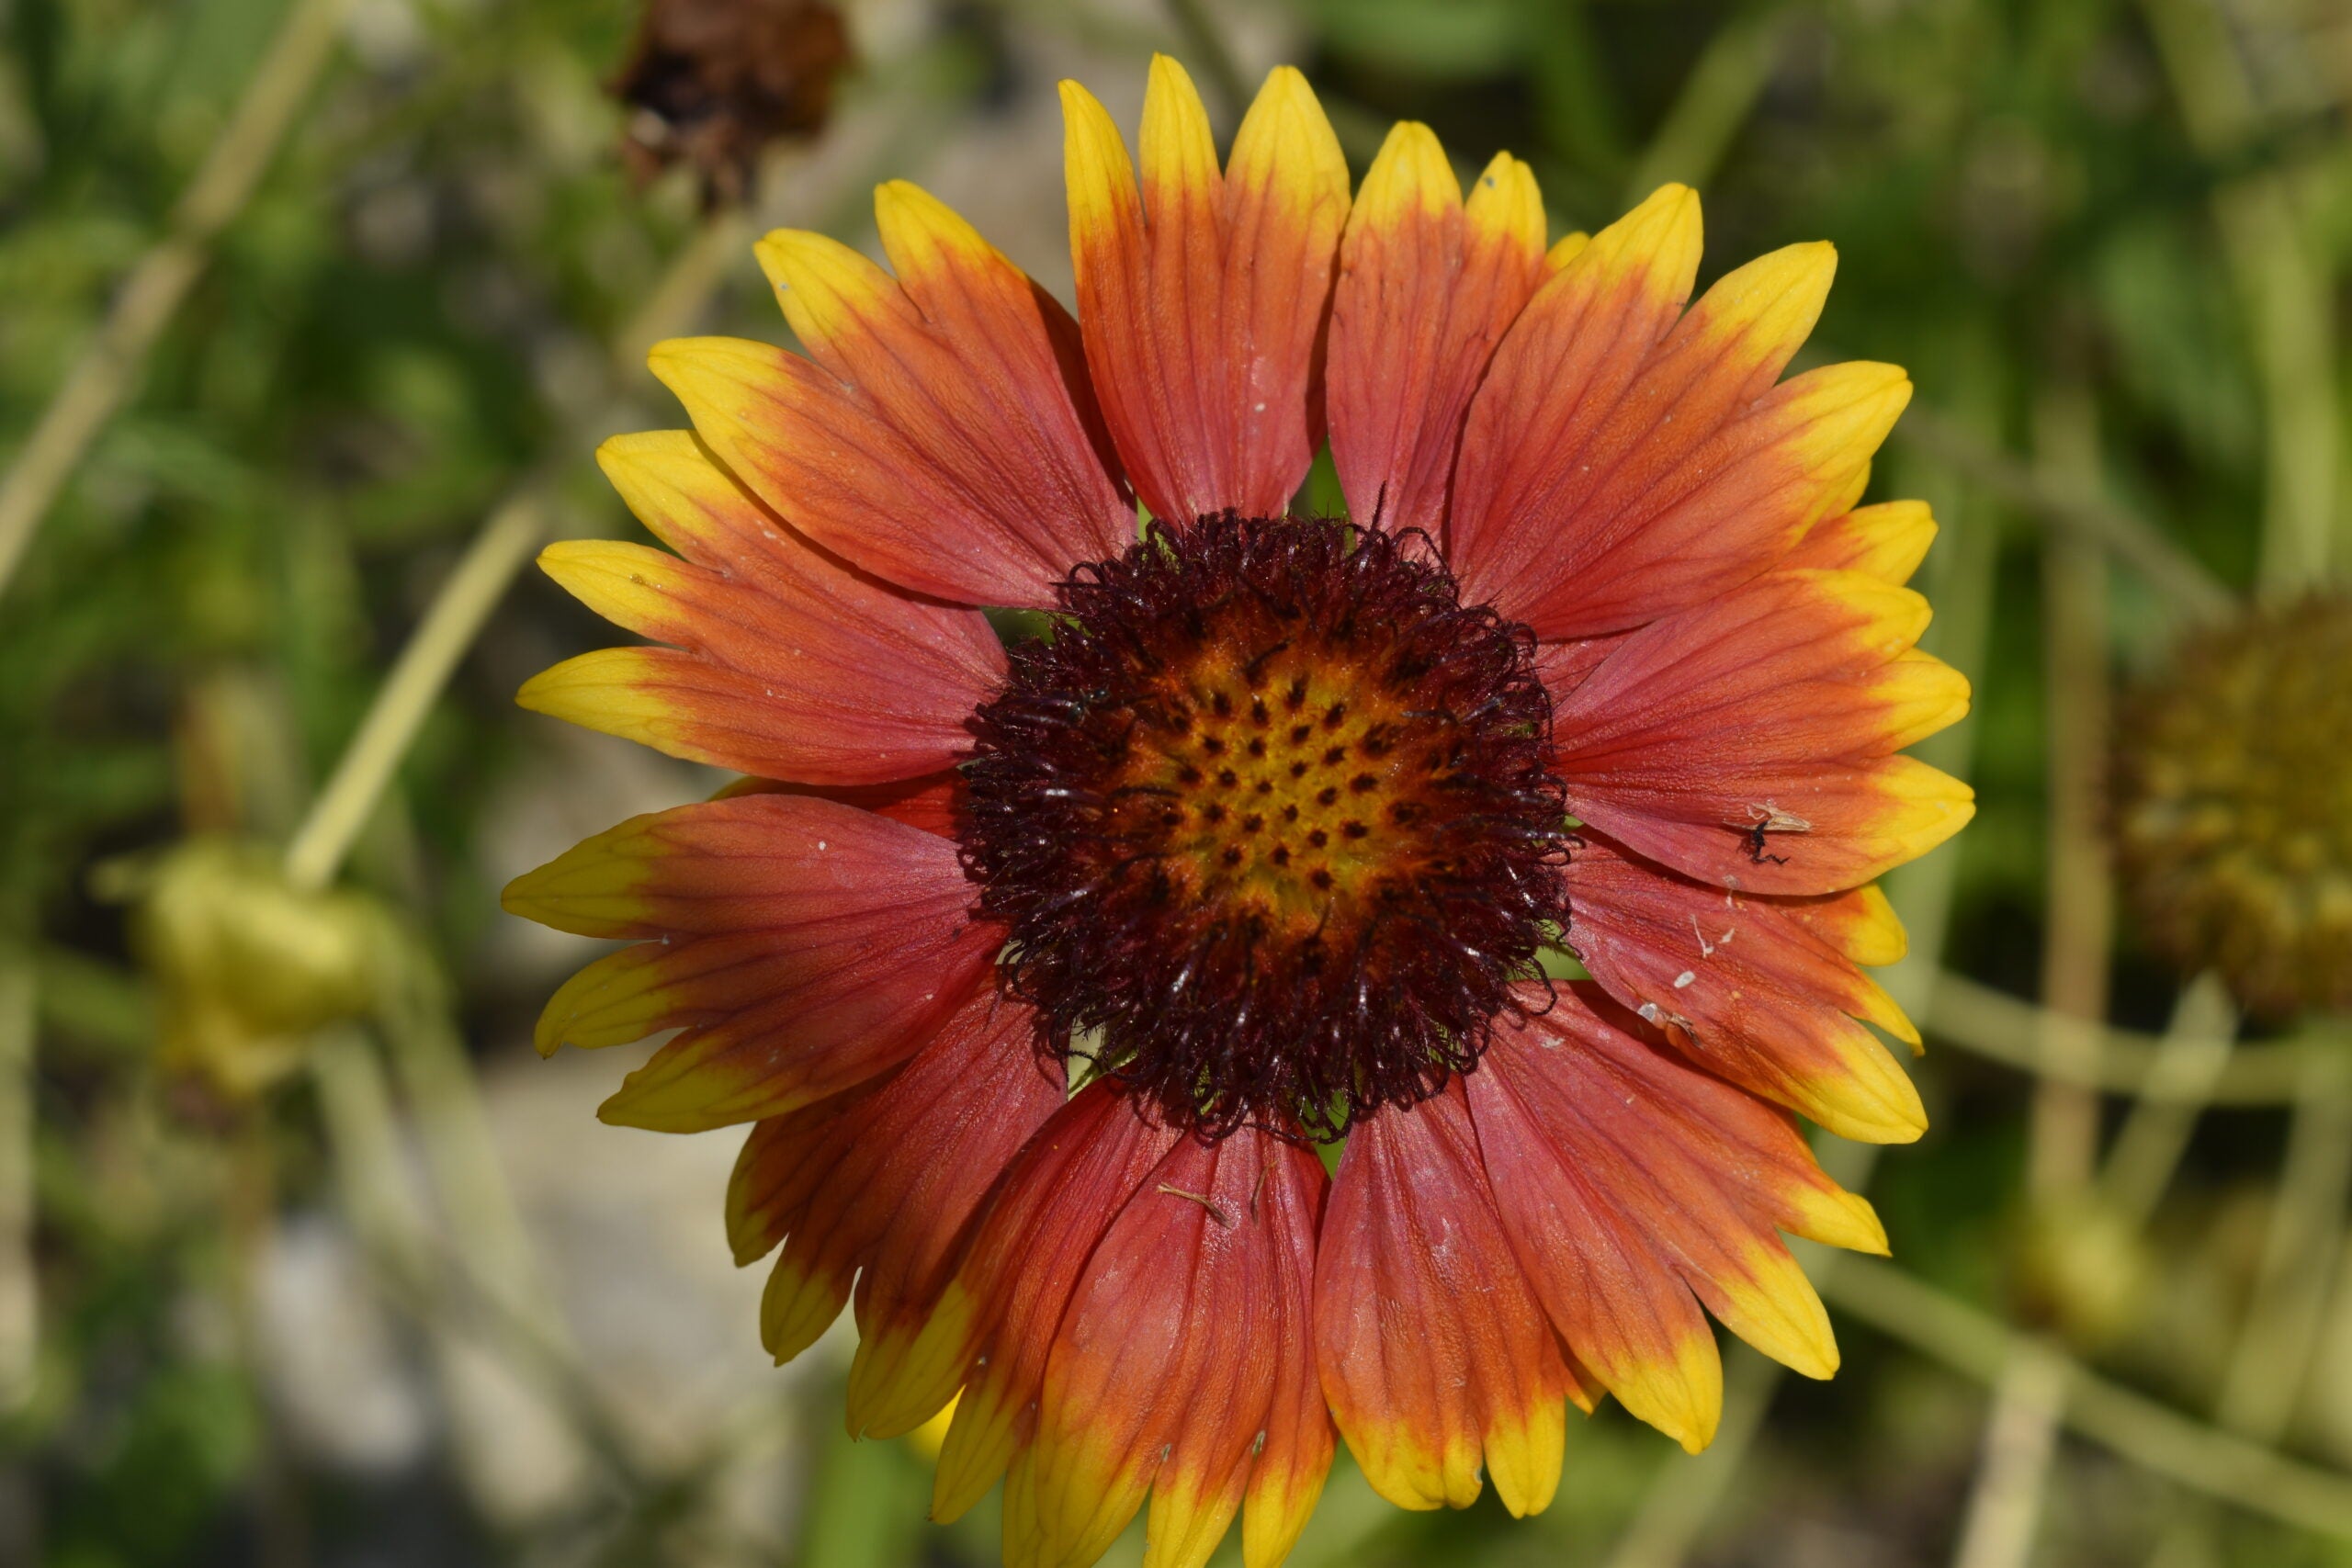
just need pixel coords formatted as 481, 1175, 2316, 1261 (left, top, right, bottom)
1673, 971, 1696, 988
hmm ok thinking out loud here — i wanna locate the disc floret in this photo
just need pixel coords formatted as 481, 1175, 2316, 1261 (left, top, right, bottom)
960, 514, 1571, 1140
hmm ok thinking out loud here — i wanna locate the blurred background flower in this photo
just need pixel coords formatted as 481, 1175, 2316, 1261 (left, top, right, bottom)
2113, 592, 2352, 1021
0, 0, 2348, 1565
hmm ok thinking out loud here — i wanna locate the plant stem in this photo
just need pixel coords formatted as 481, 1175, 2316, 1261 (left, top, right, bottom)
0, 0, 352, 601
2025, 384, 2113, 1197
1893, 407, 2234, 621
2141, 0, 2340, 592
2217, 1052, 2352, 1441
1823, 1258, 2352, 1540
280, 490, 548, 893
375, 944, 564, 1363
1923, 968, 2319, 1105
0, 941, 32, 1420
2098, 975, 2239, 1228
1951, 1340, 2071, 1568
1621, 2, 1794, 206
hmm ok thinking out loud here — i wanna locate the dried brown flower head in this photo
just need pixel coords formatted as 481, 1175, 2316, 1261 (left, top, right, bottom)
2115, 592, 2352, 1018
612, 0, 852, 207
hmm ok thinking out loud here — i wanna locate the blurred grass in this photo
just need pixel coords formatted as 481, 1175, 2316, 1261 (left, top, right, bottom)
2, 0, 2350, 1564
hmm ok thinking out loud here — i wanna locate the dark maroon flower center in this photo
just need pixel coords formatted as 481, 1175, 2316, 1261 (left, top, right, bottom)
959, 513, 1570, 1141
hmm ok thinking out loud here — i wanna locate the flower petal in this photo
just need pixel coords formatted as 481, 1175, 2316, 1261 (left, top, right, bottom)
1566, 831, 1926, 1143
1466, 984, 1887, 1451
1314, 1082, 1581, 1517
1010, 1126, 1330, 1568
714, 771, 961, 837
1442, 184, 1699, 598
1327, 124, 1546, 534
1061, 58, 1349, 525
501, 795, 999, 1132
854, 1086, 1178, 1486
1241, 1172, 1339, 1568
1450, 186, 1909, 639
724, 1082, 876, 1353
523, 432, 1004, 784
1783, 499, 1938, 584
727, 987, 1066, 1363
1552, 567, 1974, 894
648, 183, 1132, 608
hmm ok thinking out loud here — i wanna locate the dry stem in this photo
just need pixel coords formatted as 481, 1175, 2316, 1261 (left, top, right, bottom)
0, 0, 353, 600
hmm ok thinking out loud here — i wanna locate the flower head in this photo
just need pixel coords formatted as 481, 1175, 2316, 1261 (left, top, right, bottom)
612, 0, 851, 207
506, 57, 1971, 1567
2115, 592, 2352, 1018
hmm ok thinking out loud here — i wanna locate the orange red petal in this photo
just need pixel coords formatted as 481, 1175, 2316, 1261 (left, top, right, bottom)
524, 431, 1004, 784
712, 770, 962, 837
726, 987, 1065, 1363
1566, 831, 1926, 1143
500, 795, 1000, 1132
1784, 499, 1938, 584
1551, 566, 1973, 894
1326, 125, 1546, 534
1443, 184, 1700, 611
1061, 58, 1349, 525
1314, 1083, 1580, 1517
648, 182, 1131, 608
1012, 1126, 1330, 1568
1449, 186, 1911, 640
1239, 1149, 1339, 1568
1466, 984, 1886, 1452
868, 1084, 1179, 1483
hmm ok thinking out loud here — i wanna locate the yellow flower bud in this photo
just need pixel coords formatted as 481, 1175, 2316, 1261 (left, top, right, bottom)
132, 839, 390, 1099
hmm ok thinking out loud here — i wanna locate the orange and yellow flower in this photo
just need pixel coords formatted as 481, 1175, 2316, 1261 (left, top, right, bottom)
505, 57, 1970, 1568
